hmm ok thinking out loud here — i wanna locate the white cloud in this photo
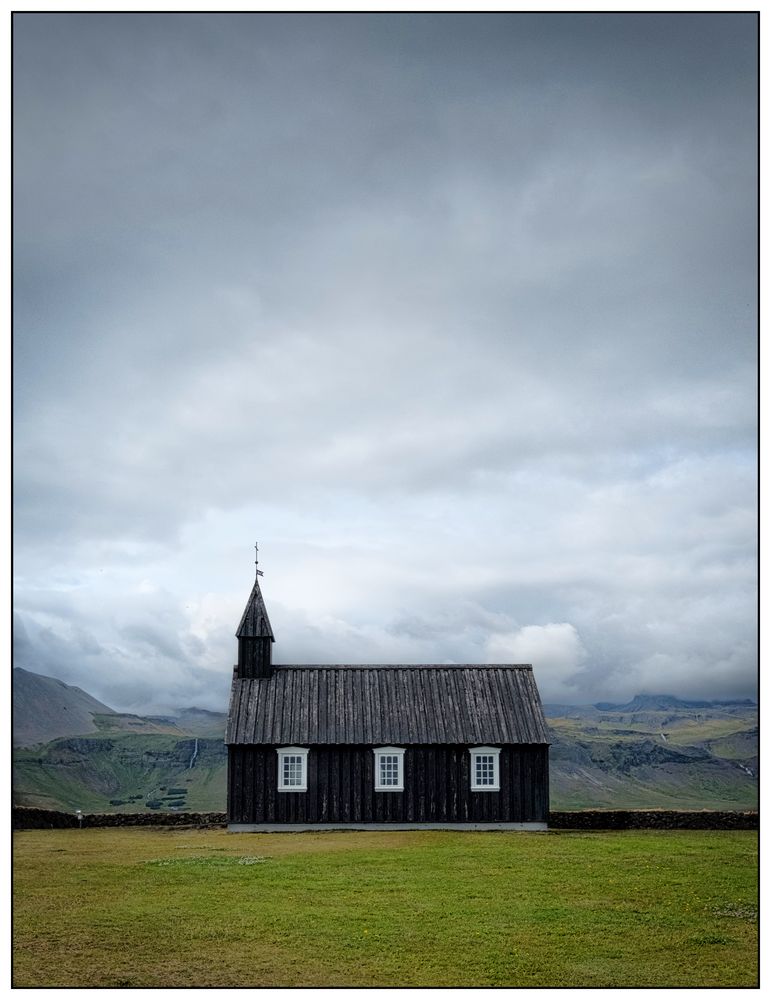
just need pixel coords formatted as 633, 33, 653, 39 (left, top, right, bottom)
485, 623, 588, 702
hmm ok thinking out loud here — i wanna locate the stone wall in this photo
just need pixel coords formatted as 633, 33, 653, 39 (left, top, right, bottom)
13, 806, 758, 831
13, 807, 227, 830
548, 809, 758, 830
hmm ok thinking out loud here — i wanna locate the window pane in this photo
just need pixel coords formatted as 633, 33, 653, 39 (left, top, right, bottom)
380, 755, 397, 785
474, 753, 496, 786
378, 753, 401, 786
282, 754, 303, 786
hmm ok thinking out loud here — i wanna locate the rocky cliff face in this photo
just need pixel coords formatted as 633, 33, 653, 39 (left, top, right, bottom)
546, 696, 757, 810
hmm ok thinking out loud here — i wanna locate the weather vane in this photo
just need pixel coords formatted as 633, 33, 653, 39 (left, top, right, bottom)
255, 541, 263, 578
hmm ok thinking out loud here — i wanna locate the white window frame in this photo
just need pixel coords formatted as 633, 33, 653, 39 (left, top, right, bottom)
469, 746, 501, 792
276, 747, 309, 792
373, 746, 405, 792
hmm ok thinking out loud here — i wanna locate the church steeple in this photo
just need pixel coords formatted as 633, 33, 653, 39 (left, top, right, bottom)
235, 544, 275, 678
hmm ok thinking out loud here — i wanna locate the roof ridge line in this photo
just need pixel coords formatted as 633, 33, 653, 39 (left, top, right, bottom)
267, 663, 534, 670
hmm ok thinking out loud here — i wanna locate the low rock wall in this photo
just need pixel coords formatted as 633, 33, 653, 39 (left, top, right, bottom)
548, 809, 758, 830
13, 806, 758, 831
13, 807, 227, 830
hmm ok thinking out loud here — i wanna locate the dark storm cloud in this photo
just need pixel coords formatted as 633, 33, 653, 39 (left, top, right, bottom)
13, 13, 757, 710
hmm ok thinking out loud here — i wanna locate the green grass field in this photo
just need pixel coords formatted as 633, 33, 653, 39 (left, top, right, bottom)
13, 827, 757, 987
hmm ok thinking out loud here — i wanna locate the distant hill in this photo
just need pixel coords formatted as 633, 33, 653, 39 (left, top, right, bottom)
544, 694, 757, 811
13, 668, 117, 747
591, 694, 756, 712
544, 693, 757, 718
13, 668, 228, 747
172, 707, 229, 737
12, 668, 228, 812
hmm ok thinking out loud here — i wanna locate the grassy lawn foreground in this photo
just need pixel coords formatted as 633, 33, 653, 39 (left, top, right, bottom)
13, 827, 757, 987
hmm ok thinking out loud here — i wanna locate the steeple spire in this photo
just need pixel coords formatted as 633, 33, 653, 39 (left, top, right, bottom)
236, 544, 274, 677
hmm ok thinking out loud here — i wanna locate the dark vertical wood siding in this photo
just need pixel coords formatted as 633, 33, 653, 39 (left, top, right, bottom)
228, 745, 549, 824
237, 638, 272, 678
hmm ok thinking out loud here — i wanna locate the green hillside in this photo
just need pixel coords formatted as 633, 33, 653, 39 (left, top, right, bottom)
546, 698, 757, 810
13, 734, 227, 813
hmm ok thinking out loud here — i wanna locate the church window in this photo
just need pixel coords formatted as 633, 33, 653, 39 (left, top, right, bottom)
276, 747, 308, 791
373, 747, 405, 791
469, 746, 501, 791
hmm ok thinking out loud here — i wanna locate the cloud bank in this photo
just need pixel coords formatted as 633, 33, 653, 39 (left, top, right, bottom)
13, 13, 757, 712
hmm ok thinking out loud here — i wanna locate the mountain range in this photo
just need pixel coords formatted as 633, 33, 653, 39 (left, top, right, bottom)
12, 667, 758, 813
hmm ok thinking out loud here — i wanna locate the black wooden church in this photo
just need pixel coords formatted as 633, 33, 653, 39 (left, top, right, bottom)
226, 559, 550, 830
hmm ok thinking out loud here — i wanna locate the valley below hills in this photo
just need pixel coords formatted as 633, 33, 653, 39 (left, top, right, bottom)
12, 667, 757, 814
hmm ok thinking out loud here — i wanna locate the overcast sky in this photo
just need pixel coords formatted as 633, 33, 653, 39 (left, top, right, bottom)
13, 12, 757, 714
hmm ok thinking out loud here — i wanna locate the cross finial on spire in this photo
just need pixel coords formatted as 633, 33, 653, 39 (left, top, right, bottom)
254, 541, 264, 578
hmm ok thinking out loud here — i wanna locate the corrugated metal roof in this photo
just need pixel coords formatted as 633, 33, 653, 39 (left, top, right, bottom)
236, 579, 274, 640
226, 665, 549, 745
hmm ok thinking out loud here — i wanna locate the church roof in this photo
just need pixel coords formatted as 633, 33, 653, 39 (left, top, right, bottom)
236, 578, 274, 640
226, 665, 549, 746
